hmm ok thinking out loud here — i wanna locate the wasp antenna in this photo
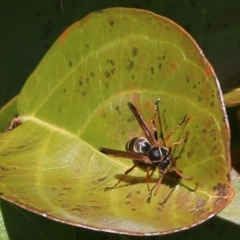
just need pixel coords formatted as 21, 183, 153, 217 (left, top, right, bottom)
127, 102, 136, 110
182, 115, 190, 124
154, 98, 161, 105
99, 147, 109, 153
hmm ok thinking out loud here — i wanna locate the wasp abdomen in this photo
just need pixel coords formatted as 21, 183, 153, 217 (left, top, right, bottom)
126, 137, 151, 153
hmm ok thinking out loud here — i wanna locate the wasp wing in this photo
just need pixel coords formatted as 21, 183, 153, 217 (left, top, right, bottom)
128, 102, 160, 146
99, 147, 150, 163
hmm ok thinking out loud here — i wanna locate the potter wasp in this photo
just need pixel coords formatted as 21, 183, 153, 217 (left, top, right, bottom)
99, 99, 192, 202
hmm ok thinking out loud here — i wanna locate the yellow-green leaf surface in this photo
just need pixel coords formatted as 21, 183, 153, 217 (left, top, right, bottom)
0, 8, 233, 235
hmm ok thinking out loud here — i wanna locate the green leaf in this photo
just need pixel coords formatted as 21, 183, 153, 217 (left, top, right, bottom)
223, 88, 240, 107
0, 8, 233, 235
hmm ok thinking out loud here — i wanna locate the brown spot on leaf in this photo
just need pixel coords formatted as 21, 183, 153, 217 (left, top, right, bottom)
126, 192, 132, 198
202, 129, 207, 134
213, 183, 229, 197
126, 59, 134, 71
106, 59, 115, 66
71, 205, 101, 212
79, 79, 83, 87
93, 177, 107, 185
205, 65, 213, 77
150, 67, 154, 75
61, 203, 70, 208
0, 166, 10, 171
132, 47, 138, 56
213, 198, 225, 208
211, 145, 217, 152
187, 148, 194, 157
127, 116, 135, 123
158, 52, 166, 60
210, 129, 215, 137
58, 192, 66, 196
170, 63, 178, 71
196, 199, 206, 208
111, 68, 116, 74
157, 205, 164, 211
115, 106, 121, 115
105, 71, 111, 78
17, 145, 24, 149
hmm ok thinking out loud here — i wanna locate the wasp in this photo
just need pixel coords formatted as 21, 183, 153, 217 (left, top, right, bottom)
99, 99, 192, 202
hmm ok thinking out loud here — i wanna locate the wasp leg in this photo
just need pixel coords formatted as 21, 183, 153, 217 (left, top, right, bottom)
173, 168, 192, 180
151, 119, 158, 141
151, 98, 162, 141
105, 164, 137, 191
169, 132, 189, 148
145, 166, 155, 194
147, 171, 166, 203
163, 115, 189, 145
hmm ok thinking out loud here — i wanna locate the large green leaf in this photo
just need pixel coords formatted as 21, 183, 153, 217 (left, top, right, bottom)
0, 8, 233, 235
0, 97, 238, 240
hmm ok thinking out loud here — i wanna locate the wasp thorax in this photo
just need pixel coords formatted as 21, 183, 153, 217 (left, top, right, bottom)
148, 147, 161, 161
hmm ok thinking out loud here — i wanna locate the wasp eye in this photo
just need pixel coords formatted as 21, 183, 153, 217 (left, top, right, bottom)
160, 157, 170, 170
